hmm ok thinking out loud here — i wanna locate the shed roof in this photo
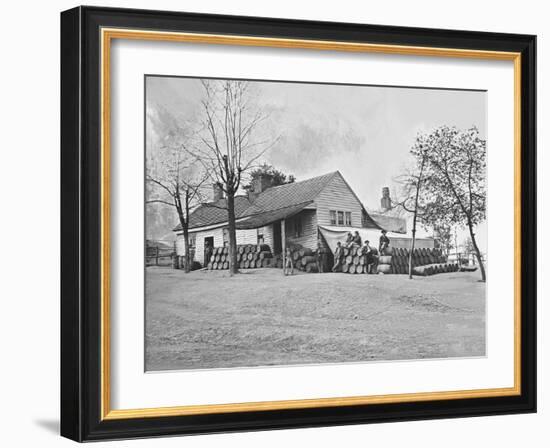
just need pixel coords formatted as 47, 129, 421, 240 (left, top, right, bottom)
173, 196, 251, 231
236, 201, 314, 230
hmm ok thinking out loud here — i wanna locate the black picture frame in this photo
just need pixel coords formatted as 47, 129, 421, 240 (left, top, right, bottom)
61, 5, 536, 442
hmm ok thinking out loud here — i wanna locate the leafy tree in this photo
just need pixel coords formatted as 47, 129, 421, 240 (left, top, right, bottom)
433, 223, 454, 256
415, 125, 487, 282
243, 163, 295, 191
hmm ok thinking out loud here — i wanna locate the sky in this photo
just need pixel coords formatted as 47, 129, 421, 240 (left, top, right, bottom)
145, 76, 487, 249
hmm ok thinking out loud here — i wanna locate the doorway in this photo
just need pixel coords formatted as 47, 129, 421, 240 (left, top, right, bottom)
204, 236, 214, 264
272, 222, 282, 254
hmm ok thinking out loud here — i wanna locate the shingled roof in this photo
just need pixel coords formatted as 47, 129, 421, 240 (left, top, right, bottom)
173, 196, 251, 231
174, 171, 381, 232
240, 172, 337, 216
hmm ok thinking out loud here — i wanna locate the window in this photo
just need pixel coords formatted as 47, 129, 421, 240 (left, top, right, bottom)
257, 230, 264, 245
189, 234, 196, 248
331, 210, 352, 226
291, 216, 303, 237
345, 212, 352, 226
222, 228, 229, 246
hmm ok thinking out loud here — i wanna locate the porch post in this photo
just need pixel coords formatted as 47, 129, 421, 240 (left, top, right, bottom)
281, 219, 286, 270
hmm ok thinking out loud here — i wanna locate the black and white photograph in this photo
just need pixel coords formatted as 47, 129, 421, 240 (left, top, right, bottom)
145, 76, 487, 372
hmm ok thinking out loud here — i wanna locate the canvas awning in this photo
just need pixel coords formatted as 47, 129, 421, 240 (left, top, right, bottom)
235, 201, 314, 230
318, 225, 434, 253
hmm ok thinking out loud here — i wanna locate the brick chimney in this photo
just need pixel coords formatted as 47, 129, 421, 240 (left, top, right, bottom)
380, 187, 391, 211
247, 175, 269, 201
212, 183, 224, 202
253, 175, 270, 194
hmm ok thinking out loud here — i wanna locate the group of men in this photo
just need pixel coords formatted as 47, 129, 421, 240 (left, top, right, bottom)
331, 229, 390, 273
283, 229, 391, 275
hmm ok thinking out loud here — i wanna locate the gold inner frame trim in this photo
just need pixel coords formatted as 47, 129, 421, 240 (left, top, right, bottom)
100, 27, 522, 421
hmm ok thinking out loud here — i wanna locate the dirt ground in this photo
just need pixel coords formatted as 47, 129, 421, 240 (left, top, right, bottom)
145, 267, 486, 371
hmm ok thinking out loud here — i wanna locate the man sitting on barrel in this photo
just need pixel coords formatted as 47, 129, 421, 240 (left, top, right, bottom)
379, 229, 390, 255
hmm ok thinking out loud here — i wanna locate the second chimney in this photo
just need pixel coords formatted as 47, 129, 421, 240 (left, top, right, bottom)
212, 183, 224, 202
252, 175, 269, 194
380, 187, 391, 211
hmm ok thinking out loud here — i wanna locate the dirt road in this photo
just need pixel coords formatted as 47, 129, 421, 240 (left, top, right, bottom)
145, 267, 485, 371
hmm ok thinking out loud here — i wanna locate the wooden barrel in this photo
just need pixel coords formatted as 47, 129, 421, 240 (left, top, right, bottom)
301, 255, 316, 265
348, 264, 356, 274
359, 255, 366, 265
257, 244, 270, 253
305, 262, 318, 273
356, 264, 364, 274
377, 264, 392, 274
379, 255, 392, 264
342, 263, 349, 273
345, 255, 353, 265
299, 248, 313, 257
342, 247, 349, 257
259, 251, 272, 260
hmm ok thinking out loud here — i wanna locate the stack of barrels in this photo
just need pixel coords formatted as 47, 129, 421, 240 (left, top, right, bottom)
339, 245, 372, 274
376, 247, 457, 275
207, 244, 273, 270
412, 263, 460, 276
287, 244, 319, 273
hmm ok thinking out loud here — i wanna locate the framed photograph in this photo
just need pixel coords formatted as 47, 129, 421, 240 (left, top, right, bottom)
61, 6, 536, 441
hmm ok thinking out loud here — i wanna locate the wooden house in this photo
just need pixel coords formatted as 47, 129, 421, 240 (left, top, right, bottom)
173, 171, 383, 266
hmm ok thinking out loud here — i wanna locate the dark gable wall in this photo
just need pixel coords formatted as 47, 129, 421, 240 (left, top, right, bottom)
285, 209, 318, 250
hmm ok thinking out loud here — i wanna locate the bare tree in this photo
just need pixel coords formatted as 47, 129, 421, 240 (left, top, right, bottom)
147, 132, 207, 273
392, 139, 429, 279
191, 80, 276, 275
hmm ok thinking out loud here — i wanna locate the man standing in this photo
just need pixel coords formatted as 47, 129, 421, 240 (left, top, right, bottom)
316, 236, 327, 273
204, 241, 213, 267
284, 246, 294, 276
379, 230, 390, 255
332, 242, 344, 272
362, 240, 377, 274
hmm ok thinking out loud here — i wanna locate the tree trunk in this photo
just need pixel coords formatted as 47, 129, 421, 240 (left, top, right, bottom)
408, 226, 416, 280
408, 154, 425, 279
183, 227, 190, 273
226, 190, 239, 275
467, 222, 486, 282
